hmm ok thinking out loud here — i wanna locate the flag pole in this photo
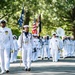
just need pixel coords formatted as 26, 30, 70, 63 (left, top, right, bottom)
20, 3, 25, 66
38, 14, 41, 37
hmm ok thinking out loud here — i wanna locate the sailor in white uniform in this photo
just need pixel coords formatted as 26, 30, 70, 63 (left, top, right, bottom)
41, 37, 44, 60
32, 34, 38, 61
42, 36, 47, 59
47, 36, 50, 59
62, 36, 67, 58
37, 37, 41, 58
10, 35, 18, 62
0, 20, 13, 74
18, 25, 33, 71
69, 37, 74, 56
49, 32, 60, 62
56, 35, 63, 60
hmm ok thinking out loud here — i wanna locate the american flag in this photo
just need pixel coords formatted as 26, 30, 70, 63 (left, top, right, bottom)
32, 18, 37, 34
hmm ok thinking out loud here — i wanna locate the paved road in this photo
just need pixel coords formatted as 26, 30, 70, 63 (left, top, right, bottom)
0, 58, 75, 75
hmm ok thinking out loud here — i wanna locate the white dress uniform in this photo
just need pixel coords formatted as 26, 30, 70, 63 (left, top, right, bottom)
46, 39, 50, 59
74, 40, 75, 56
18, 32, 33, 70
39, 38, 43, 59
32, 36, 39, 61
57, 38, 63, 60
0, 27, 13, 73
41, 38, 44, 59
50, 37, 60, 62
10, 38, 18, 62
67, 39, 71, 56
69, 39, 74, 56
43, 38, 47, 58
43, 38, 50, 59
0, 28, 5, 73
63, 38, 72, 58
37, 38, 41, 58
62, 39, 68, 58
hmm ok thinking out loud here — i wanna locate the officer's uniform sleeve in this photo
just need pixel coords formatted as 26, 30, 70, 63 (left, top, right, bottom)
58, 39, 60, 50
30, 34, 34, 49
9, 29, 14, 50
17, 34, 23, 48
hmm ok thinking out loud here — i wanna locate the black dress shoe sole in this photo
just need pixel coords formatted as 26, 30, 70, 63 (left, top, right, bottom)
27, 68, 31, 71
22, 69, 28, 71
6, 70, 9, 73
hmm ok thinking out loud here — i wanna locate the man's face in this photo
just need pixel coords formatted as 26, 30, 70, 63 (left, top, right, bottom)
53, 34, 56, 38
24, 27, 29, 32
1, 23, 6, 28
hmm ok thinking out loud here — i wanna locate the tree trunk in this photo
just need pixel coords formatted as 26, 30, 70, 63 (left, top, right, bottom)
72, 24, 75, 40
71, 7, 75, 40
24, 11, 30, 25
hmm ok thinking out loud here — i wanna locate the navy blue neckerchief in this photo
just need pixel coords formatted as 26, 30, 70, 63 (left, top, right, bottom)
23, 31, 29, 38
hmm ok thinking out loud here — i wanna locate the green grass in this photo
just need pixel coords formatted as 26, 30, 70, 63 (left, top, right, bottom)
17, 51, 22, 59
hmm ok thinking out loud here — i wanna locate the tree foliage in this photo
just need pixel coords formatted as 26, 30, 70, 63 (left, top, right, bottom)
0, 0, 75, 38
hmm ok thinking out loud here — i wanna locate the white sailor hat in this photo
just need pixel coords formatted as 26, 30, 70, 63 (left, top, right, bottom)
43, 36, 46, 38
33, 34, 38, 36
0, 20, 7, 23
23, 25, 29, 28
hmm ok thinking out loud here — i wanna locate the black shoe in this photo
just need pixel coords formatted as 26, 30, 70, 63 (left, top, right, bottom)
25, 69, 27, 71
58, 59, 59, 61
22, 68, 27, 71
42, 58, 44, 60
27, 68, 31, 71
6, 70, 9, 73
48, 58, 49, 60
45, 57, 46, 59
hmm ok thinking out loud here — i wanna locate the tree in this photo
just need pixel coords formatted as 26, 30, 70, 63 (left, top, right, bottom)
0, 0, 75, 38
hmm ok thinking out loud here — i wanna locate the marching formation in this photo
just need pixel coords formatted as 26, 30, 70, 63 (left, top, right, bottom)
0, 20, 75, 74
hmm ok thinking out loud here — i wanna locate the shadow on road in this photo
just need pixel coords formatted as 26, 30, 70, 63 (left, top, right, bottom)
6, 65, 75, 75
1, 58, 75, 75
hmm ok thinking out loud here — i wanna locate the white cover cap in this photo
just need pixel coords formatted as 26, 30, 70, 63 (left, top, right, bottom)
23, 25, 29, 28
33, 34, 38, 36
